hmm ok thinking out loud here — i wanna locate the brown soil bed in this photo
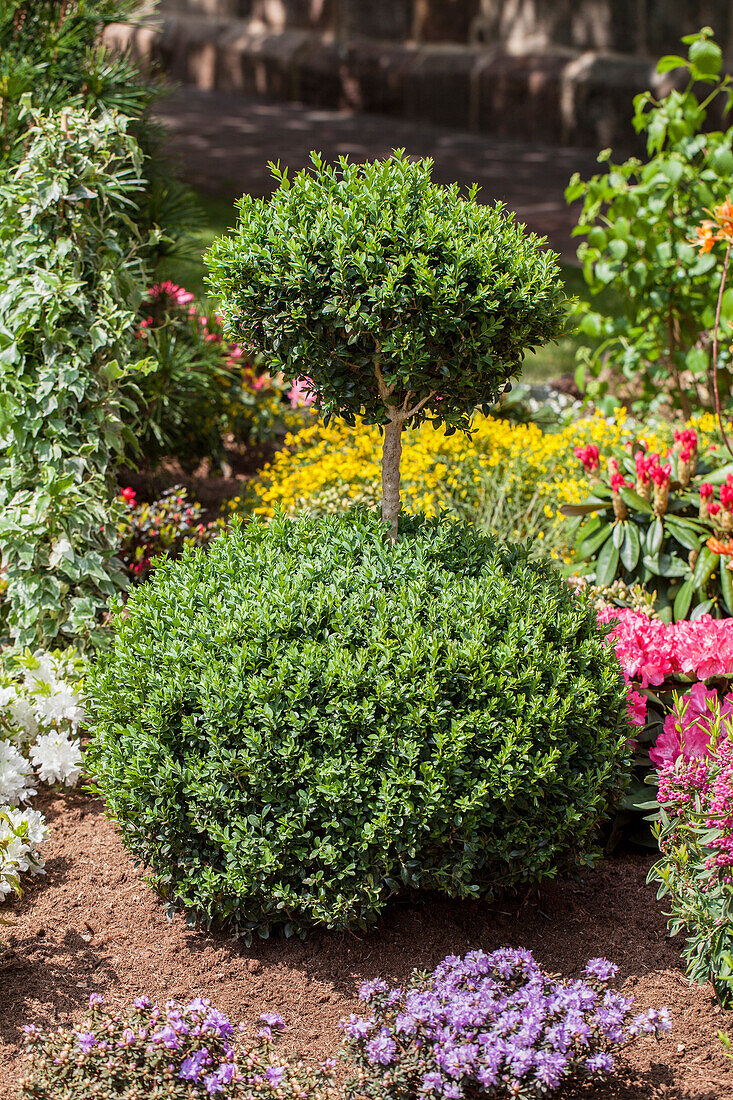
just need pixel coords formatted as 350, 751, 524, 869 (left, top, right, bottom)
1, 790, 732, 1098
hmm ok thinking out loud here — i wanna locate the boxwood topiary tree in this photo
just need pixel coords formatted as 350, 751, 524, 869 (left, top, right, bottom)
87, 510, 632, 942
206, 151, 567, 538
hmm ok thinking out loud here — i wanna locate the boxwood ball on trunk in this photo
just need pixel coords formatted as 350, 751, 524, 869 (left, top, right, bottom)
87, 512, 631, 941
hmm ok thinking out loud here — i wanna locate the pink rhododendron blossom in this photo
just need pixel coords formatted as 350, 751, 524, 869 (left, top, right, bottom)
674, 428, 698, 462
649, 454, 671, 487
625, 684, 647, 728
650, 683, 733, 767
599, 608, 733, 685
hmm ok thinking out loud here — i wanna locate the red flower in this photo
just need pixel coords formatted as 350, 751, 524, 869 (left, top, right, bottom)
573, 444, 600, 474
120, 487, 136, 505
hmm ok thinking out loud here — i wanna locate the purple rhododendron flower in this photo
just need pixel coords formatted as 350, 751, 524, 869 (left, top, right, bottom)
342, 949, 670, 1100
179, 1048, 208, 1082
359, 979, 388, 1002
152, 1025, 180, 1050
584, 958, 619, 984
344, 1014, 374, 1040
88, 994, 103, 1007
203, 1008, 234, 1038
134, 996, 151, 1010
630, 1007, 672, 1035
74, 1032, 97, 1054
422, 1071, 444, 1093
266, 1065, 287, 1086
366, 1032, 396, 1066
534, 1050, 568, 1088
258, 1012, 285, 1029
586, 1051, 616, 1073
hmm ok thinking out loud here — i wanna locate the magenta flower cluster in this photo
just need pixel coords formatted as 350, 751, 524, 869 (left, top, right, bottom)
341, 949, 670, 1100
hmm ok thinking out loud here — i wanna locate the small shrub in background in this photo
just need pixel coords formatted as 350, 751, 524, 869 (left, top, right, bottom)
207, 151, 567, 538
0, 106, 151, 649
20, 994, 338, 1100
342, 948, 671, 1100
649, 691, 733, 1005
87, 510, 631, 941
567, 27, 733, 416
130, 282, 296, 473
117, 484, 220, 582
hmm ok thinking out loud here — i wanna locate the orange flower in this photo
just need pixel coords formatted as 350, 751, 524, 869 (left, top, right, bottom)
707, 536, 733, 556
714, 198, 733, 234
691, 220, 718, 254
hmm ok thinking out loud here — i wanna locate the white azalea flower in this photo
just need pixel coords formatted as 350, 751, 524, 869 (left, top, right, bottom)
0, 686, 17, 709
12, 806, 49, 848
0, 805, 48, 899
33, 681, 85, 726
7, 697, 38, 739
0, 741, 36, 805
30, 730, 83, 787
23, 653, 58, 690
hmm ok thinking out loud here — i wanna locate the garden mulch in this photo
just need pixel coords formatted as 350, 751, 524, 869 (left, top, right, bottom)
1, 789, 732, 1098
153, 86, 600, 263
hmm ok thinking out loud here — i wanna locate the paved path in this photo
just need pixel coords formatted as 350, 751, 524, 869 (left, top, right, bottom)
154, 86, 600, 263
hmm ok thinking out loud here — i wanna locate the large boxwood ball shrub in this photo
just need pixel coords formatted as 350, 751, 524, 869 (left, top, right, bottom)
87, 511, 631, 941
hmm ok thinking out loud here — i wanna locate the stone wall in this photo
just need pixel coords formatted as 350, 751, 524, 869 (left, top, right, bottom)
157, 0, 733, 52
107, 2, 732, 147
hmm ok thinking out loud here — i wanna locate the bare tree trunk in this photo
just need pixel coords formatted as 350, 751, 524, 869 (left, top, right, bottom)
381, 415, 403, 541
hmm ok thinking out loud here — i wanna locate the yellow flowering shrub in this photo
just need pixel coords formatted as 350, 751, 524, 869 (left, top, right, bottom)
242, 412, 672, 555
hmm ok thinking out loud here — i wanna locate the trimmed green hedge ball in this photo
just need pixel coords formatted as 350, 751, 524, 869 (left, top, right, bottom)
87, 511, 631, 941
